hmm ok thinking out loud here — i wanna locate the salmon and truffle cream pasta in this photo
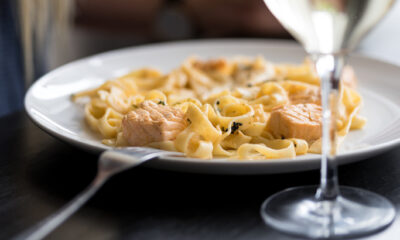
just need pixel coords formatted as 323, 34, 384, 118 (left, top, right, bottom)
72, 56, 366, 159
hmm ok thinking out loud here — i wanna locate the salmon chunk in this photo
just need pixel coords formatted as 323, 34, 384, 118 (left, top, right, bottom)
267, 103, 322, 142
122, 101, 188, 146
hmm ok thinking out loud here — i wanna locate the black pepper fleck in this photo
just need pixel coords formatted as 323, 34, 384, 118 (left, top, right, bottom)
231, 122, 242, 134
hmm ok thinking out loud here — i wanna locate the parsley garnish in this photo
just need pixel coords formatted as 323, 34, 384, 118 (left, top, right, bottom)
158, 100, 165, 105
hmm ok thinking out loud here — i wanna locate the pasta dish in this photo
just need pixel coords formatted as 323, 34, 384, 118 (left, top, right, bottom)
72, 56, 365, 159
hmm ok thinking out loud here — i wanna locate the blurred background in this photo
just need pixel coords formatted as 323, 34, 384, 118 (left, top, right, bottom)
1, 0, 399, 117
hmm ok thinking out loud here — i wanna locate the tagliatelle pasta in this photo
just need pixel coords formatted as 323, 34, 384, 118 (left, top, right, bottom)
72, 56, 366, 159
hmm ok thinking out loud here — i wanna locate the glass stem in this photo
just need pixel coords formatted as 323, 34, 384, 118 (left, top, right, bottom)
314, 54, 346, 201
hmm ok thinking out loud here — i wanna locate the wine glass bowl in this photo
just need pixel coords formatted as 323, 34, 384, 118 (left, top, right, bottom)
261, 0, 396, 238
265, 0, 396, 54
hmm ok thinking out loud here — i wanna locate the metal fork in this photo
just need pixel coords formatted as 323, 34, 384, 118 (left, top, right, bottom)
14, 147, 181, 240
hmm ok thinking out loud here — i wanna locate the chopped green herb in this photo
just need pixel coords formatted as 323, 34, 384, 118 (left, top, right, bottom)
230, 122, 242, 134
158, 100, 165, 105
221, 127, 228, 132
187, 118, 192, 124
132, 104, 138, 108
216, 100, 220, 105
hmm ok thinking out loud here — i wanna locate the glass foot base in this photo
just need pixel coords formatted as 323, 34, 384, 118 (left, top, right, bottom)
261, 186, 395, 239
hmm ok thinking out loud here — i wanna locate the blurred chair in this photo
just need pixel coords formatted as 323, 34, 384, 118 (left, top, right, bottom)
0, 0, 24, 117
0, 0, 74, 117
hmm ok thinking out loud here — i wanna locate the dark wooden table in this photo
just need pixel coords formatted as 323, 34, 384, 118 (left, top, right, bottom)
1, 110, 400, 240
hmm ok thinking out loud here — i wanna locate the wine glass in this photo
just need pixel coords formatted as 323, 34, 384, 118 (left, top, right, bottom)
261, 0, 396, 238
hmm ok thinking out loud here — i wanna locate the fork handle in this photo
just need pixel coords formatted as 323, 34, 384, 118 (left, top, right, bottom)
12, 176, 106, 240
13, 148, 164, 240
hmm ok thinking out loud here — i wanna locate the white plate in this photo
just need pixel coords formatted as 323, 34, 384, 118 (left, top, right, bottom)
25, 40, 400, 174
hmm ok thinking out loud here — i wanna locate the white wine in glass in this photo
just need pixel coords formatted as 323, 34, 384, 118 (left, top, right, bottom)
261, 0, 396, 238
